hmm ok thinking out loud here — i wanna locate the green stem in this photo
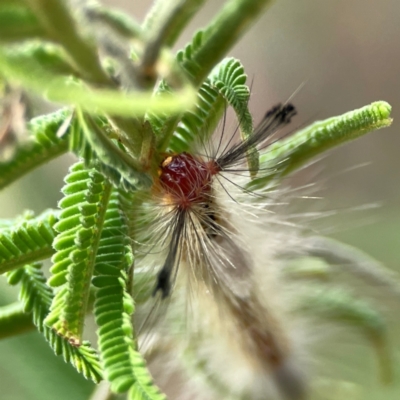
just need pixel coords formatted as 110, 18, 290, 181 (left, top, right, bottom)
22, 1, 148, 151
25, 0, 111, 85
181, 0, 273, 85
83, 4, 142, 39
108, 117, 145, 158
141, 0, 207, 84
0, 246, 54, 274
0, 5, 48, 42
157, 0, 272, 150
82, 113, 151, 183
0, 302, 34, 339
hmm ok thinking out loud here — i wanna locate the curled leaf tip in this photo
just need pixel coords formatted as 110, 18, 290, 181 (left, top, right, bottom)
371, 101, 392, 126
372, 100, 391, 116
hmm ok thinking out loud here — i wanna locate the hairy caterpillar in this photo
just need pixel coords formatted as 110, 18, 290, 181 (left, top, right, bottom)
130, 100, 395, 400
135, 103, 308, 400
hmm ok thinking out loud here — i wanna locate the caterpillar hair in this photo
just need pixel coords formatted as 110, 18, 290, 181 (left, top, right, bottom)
135, 103, 306, 400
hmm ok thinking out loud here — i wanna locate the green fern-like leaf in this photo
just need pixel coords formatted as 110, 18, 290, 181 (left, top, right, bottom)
143, 81, 187, 153
6, 263, 102, 382
248, 101, 393, 190
46, 162, 113, 342
127, 364, 167, 400
48, 161, 91, 288
208, 57, 257, 173
93, 190, 165, 399
147, 32, 213, 152
175, 0, 274, 86
0, 210, 57, 274
176, 29, 205, 80
71, 111, 152, 191
152, 54, 254, 155
167, 81, 224, 153
208, 58, 251, 131
0, 108, 71, 190
166, 58, 256, 174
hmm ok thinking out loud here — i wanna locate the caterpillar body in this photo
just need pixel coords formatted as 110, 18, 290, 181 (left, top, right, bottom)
136, 104, 307, 400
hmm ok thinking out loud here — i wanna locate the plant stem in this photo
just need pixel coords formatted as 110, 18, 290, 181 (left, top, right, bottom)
24, 0, 152, 149
83, 4, 142, 39
0, 5, 48, 42
25, 0, 111, 85
0, 302, 34, 339
0, 246, 54, 274
141, 0, 207, 85
156, 0, 273, 151
182, 0, 274, 86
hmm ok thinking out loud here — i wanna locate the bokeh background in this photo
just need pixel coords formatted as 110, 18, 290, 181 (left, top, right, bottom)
0, 1, 399, 399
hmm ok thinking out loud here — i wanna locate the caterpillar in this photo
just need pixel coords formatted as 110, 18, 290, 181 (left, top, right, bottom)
135, 103, 306, 400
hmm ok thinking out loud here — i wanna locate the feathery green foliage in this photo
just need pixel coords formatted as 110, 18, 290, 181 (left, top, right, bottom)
72, 111, 152, 191
48, 162, 92, 288
46, 162, 113, 342
248, 101, 393, 190
0, 210, 57, 274
0, 108, 71, 190
165, 81, 223, 153
6, 263, 102, 382
208, 58, 257, 173
93, 190, 165, 399
177, 0, 274, 85
0, 1, 396, 399
168, 58, 254, 162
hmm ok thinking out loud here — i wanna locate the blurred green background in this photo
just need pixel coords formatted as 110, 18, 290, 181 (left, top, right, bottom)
0, 1, 399, 399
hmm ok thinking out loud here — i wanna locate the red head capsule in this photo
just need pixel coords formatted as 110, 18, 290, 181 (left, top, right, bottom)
158, 152, 218, 209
